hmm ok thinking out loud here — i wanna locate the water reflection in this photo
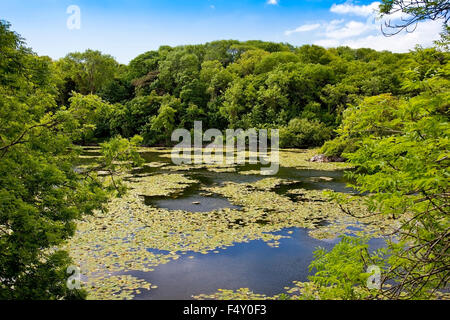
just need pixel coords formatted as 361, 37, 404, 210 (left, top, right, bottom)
130, 227, 385, 300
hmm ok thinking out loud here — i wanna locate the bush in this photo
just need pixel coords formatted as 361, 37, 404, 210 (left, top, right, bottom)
279, 118, 333, 148
320, 136, 358, 157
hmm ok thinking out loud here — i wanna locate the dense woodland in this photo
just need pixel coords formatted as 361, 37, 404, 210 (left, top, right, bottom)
55, 39, 408, 148
0, 5, 449, 300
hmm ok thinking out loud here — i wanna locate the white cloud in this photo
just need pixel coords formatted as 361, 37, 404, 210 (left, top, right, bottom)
329, 19, 345, 27
314, 19, 442, 52
267, 0, 279, 5
285, 23, 321, 35
285, 1, 442, 52
330, 1, 380, 17
325, 20, 373, 39
340, 20, 443, 52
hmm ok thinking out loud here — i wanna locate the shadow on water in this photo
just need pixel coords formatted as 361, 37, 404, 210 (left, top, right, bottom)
130, 227, 386, 300
143, 173, 242, 212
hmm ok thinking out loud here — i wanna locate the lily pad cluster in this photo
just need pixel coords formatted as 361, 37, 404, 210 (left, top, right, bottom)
194, 280, 450, 301
85, 275, 155, 300
279, 149, 353, 171
204, 181, 400, 240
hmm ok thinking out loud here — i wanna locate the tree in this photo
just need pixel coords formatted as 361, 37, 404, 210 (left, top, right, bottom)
321, 49, 449, 298
148, 98, 179, 144
0, 21, 109, 299
0, 21, 143, 299
99, 77, 133, 104
306, 236, 385, 300
279, 118, 333, 148
93, 135, 144, 196
158, 49, 200, 95
127, 50, 160, 81
321, 94, 401, 157
296, 45, 333, 65
56, 50, 119, 95
254, 51, 300, 74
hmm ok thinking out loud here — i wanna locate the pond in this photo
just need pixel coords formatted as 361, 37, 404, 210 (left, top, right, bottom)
70, 147, 389, 300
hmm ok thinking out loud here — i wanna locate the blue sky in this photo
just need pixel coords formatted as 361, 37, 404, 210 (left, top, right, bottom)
0, 0, 443, 63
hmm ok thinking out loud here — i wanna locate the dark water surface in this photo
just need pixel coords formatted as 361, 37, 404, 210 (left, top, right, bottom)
154, 194, 241, 212
131, 228, 385, 300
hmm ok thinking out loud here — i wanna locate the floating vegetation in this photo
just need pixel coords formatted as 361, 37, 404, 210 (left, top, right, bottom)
279, 149, 353, 171
85, 275, 152, 300
194, 288, 272, 300
127, 173, 197, 197
306, 176, 334, 182
205, 182, 401, 240
238, 170, 263, 176
207, 167, 237, 173
251, 177, 297, 190
193, 281, 327, 300
194, 280, 450, 301
65, 147, 397, 300
143, 162, 167, 168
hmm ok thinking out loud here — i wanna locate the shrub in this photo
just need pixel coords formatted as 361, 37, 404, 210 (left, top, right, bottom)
280, 118, 333, 148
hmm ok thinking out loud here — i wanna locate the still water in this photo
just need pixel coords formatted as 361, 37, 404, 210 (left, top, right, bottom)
81, 149, 384, 300
131, 228, 385, 300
